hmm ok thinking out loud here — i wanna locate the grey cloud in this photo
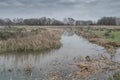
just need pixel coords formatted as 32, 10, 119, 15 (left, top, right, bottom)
0, 0, 119, 20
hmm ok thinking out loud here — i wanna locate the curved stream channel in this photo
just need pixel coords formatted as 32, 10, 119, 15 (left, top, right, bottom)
0, 30, 120, 80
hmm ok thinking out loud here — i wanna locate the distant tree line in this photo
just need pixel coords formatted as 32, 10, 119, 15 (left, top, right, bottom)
63, 18, 93, 26
0, 17, 120, 26
0, 17, 64, 26
97, 17, 116, 25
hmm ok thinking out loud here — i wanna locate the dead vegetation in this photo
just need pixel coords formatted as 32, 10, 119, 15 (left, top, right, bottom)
72, 55, 120, 79
0, 27, 63, 52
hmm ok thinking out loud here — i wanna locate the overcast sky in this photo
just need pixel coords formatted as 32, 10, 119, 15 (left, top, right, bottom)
0, 0, 120, 20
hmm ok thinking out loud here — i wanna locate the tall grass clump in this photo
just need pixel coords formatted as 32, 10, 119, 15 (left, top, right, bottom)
0, 27, 62, 52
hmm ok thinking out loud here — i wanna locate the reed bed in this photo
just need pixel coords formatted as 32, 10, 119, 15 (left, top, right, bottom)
0, 27, 62, 52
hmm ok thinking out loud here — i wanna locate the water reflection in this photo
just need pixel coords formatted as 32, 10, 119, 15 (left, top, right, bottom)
63, 29, 74, 36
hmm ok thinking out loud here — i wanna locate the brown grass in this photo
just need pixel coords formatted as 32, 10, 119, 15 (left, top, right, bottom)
0, 27, 62, 52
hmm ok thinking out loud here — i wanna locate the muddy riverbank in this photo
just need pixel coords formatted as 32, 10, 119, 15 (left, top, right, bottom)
75, 27, 120, 55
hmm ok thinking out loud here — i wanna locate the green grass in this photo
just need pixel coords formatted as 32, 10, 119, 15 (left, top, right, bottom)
89, 29, 120, 44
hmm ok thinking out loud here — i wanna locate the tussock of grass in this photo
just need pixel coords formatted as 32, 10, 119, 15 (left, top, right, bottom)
0, 27, 62, 52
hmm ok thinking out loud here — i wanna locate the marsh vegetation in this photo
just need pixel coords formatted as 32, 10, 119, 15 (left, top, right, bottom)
0, 27, 62, 52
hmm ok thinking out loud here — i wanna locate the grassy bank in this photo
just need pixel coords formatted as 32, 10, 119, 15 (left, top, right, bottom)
75, 27, 120, 54
0, 27, 62, 52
